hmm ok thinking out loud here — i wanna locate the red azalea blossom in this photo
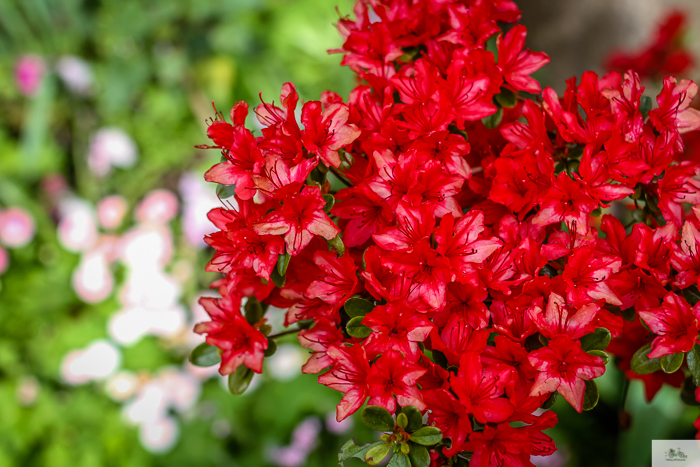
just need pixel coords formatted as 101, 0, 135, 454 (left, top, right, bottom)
195, 1, 700, 464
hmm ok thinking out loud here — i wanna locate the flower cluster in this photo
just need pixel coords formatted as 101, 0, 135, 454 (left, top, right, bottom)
193, 0, 700, 465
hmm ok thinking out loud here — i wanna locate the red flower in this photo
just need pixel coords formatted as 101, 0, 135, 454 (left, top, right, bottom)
318, 344, 370, 421
528, 292, 600, 340
639, 292, 700, 358
423, 389, 472, 457
331, 183, 393, 247
306, 251, 361, 306
562, 246, 622, 307
194, 297, 268, 375
363, 303, 434, 360
528, 335, 606, 412
367, 349, 426, 413
671, 220, 700, 288
301, 101, 360, 168
496, 25, 549, 93
532, 172, 599, 235
204, 127, 265, 200
298, 317, 344, 374
253, 186, 340, 255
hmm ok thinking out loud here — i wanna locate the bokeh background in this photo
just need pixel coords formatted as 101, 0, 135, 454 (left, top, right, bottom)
0, 1, 699, 466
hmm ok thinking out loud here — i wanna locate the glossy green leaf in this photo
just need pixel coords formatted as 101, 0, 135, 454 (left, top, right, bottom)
387, 452, 410, 467
408, 443, 430, 467
495, 87, 517, 108
580, 327, 611, 351
587, 349, 609, 365
396, 413, 408, 430
264, 338, 277, 357
361, 405, 395, 432
228, 365, 254, 395
270, 267, 286, 288
409, 426, 442, 446
347, 316, 372, 338
681, 377, 700, 406
582, 380, 599, 411
327, 234, 346, 257
189, 342, 220, 367
216, 183, 236, 199
365, 442, 393, 465
277, 252, 291, 276
482, 106, 503, 129
322, 193, 335, 213
540, 391, 558, 410
630, 342, 661, 375
687, 344, 700, 386
401, 405, 423, 432
345, 297, 375, 318
339, 439, 385, 466
661, 352, 684, 374
639, 95, 652, 119
244, 296, 264, 325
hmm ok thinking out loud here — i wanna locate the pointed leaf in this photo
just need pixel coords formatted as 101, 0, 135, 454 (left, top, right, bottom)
482, 106, 503, 129
687, 344, 700, 386
228, 365, 254, 395
365, 442, 393, 465
495, 87, 517, 108
540, 391, 558, 410
639, 96, 652, 119
582, 380, 599, 411
345, 297, 375, 318
216, 183, 236, 199
587, 349, 609, 365
323, 194, 335, 213
409, 426, 442, 446
361, 405, 395, 432
244, 296, 264, 325
401, 405, 423, 432
347, 316, 372, 338
630, 342, 661, 375
327, 234, 345, 257
661, 352, 684, 374
388, 452, 410, 467
264, 338, 277, 357
189, 342, 220, 367
339, 439, 385, 466
408, 443, 430, 467
396, 413, 408, 430
270, 267, 286, 288
580, 327, 611, 351
277, 252, 291, 276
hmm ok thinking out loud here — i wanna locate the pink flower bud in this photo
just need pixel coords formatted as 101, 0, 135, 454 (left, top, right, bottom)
15, 55, 45, 97
98, 195, 128, 230
135, 190, 179, 224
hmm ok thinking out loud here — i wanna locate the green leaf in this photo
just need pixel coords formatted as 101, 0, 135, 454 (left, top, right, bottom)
327, 234, 346, 257
345, 297, 375, 318
409, 426, 442, 446
582, 380, 599, 411
228, 365, 254, 395
661, 352, 684, 374
365, 442, 393, 465
216, 183, 236, 199
587, 349, 609, 365
270, 267, 286, 288
681, 377, 700, 406
339, 439, 385, 466
189, 342, 220, 367
264, 338, 277, 357
482, 106, 503, 129
387, 452, 410, 467
580, 327, 611, 351
244, 296, 264, 325
495, 87, 517, 108
630, 342, 661, 375
639, 95, 652, 119
408, 443, 430, 467
401, 405, 423, 432
347, 316, 372, 338
361, 405, 395, 432
687, 344, 700, 386
397, 413, 408, 430
683, 285, 700, 306
277, 252, 291, 276
322, 194, 335, 213
621, 307, 636, 322
540, 391, 558, 410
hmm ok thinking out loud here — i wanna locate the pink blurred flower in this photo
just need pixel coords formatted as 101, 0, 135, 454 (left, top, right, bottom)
72, 251, 114, 303
57, 199, 98, 252
0, 207, 36, 248
135, 190, 179, 225
0, 247, 8, 275
179, 172, 220, 247
15, 55, 46, 97
88, 128, 138, 177
98, 195, 128, 230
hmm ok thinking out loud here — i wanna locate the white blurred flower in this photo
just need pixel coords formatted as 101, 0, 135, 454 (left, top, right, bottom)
267, 417, 322, 467
158, 368, 201, 413
135, 189, 179, 225
119, 225, 173, 270
179, 172, 221, 247
88, 127, 137, 177
0, 207, 36, 248
98, 195, 128, 230
56, 55, 94, 95
108, 305, 186, 346
123, 380, 169, 425
138, 416, 179, 454
72, 250, 114, 303
57, 199, 98, 252
60, 339, 121, 385
105, 371, 140, 402
266, 344, 305, 381
119, 269, 181, 309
